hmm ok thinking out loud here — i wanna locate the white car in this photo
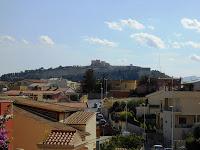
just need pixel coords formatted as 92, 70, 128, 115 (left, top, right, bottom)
96, 114, 104, 120
152, 145, 164, 150
99, 119, 107, 125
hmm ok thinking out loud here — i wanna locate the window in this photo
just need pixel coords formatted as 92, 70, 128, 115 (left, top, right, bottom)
179, 117, 186, 124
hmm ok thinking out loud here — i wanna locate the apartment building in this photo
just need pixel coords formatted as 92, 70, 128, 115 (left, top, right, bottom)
145, 91, 200, 145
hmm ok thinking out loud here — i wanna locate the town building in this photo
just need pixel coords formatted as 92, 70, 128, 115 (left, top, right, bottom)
181, 79, 200, 91
14, 98, 87, 122
145, 90, 200, 146
91, 60, 110, 67
13, 106, 92, 150
4, 87, 78, 102
64, 111, 96, 150
157, 77, 181, 91
109, 80, 138, 98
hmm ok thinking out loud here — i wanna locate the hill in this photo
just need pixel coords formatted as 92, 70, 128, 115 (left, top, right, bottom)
0, 60, 169, 82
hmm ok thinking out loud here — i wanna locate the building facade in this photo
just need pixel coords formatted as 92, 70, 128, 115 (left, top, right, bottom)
145, 91, 200, 146
110, 80, 138, 98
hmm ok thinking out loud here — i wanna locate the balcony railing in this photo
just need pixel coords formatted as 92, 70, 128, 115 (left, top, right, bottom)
175, 124, 193, 128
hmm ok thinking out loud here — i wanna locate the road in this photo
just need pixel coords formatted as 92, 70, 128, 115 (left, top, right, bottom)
86, 99, 101, 112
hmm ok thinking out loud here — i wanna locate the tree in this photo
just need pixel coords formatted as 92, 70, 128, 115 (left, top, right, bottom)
186, 125, 200, 150
81, 69, 96, 93
135, 75, 159, 96
119, 111, 133, 121
100, 135, 144, 150
0, 104, 12, 149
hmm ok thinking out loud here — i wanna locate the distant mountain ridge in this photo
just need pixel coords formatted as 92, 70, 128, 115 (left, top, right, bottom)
0, 60, 169, 82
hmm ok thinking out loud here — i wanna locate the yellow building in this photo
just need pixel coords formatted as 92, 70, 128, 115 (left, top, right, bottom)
110, 80, 138, 98
19, 85, 28, 91
110, 80, 137, 91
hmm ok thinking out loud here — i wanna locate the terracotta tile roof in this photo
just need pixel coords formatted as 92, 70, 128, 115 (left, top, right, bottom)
64, 111, 95, 125
22, 79, 48, 83
4, 90, 62, 96
22, 90, 62, 95
57, 102, 87, 109
4, 90, 21, 96
58, 87, 76, 94
14, 98, 85, 112
43, 130, 76, 146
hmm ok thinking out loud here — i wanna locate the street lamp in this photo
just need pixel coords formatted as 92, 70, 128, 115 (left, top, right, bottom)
142, 103, 146, 146
169, 106, 174, 150
105, 79, 108, 97
100, 83, 103, 103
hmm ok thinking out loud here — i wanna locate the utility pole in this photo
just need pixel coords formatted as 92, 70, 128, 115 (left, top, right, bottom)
126, 101, 128, 131
100, 83, 103, 104
143, 103, 146, 148
105, 79, 108, 97
170, 106, 174, 150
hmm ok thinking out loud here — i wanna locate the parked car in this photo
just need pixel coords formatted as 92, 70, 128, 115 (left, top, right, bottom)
96, 114, 104, 121
99, 119, 107, 125
151, 145, 164, 150
97, 107, 101, 112
93, 103, 98, 108
164, 148, 172, 150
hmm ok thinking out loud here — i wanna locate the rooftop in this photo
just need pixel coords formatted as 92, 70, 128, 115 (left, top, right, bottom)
4, 90, 62, 96
14, 98, 86, 112
64, 111, 95, 125
42, 130, 76, 146
13, 106, 89, 149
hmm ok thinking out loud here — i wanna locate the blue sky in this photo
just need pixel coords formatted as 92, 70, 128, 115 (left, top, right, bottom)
1, 0, 200, 77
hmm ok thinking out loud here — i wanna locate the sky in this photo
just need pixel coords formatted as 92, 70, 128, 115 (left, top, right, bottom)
1, 0, 200, 77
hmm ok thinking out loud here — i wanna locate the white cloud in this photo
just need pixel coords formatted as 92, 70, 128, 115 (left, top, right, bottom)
130, 33, 165, 49
170, 40, 200, 49
105, 18, 145, 31
147, 25, 155, 30
22, 39, 29, 45
181, 18, 200, 32
85, 37, 117, 47
121, 18, 145, 30
39, 35, 55, 46
0, 35, 16, 43
190, 54, 200, 62
105, 21, 122, 31
185, 41, 200, 49
171, 42, 183, 49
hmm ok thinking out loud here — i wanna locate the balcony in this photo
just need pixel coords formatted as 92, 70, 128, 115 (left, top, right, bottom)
175, 124, 193, 128
163, 106, 181, 112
